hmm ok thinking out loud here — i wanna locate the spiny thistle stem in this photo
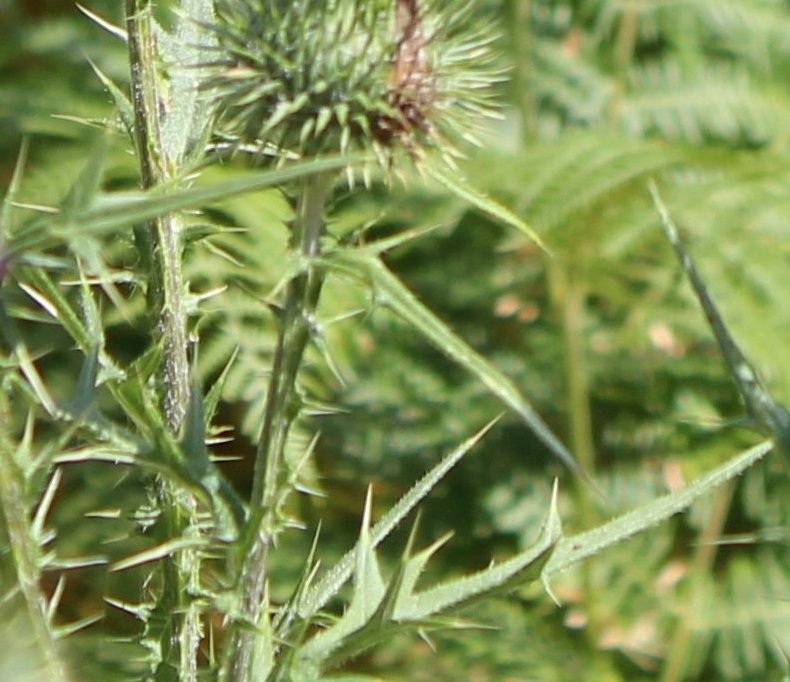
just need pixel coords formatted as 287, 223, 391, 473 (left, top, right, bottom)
225, 173, 334, 682
255, 174, 334, 511
126, 2, 201, 679
126, 0, 190, 432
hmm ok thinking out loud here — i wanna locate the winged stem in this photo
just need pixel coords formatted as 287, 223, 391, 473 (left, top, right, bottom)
126, 3, 201, 678
225, 173, 335, 682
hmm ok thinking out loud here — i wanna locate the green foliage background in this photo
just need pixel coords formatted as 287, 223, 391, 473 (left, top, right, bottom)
1, 0, 789, 680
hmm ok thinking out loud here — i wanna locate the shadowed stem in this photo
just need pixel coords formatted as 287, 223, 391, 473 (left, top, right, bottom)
225, 173, 335, 682
548, 258, 597, 490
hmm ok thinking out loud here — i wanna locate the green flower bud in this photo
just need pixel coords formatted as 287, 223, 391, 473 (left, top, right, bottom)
203, 0, 502, 167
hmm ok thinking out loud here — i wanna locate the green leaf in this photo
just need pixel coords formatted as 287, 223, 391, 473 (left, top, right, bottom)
204, 346, 238, 428
87, 59, 135, 134
59, 132, 109, 220
181, 374, 210, 481
294, 483, 561, 674
20, 267, 93, 352
297, 489, 386, 668
1, 138, 30, 241
393, 481, 561, 621
158, 0, 217, 165
651, 182, 790, 456
0, 301, 57, 416
111, 535, 210, 572
181, 373, 243, 540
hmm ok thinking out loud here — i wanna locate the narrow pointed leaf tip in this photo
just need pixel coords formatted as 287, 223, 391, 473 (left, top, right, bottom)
76, 3, 128, 41
649, 181, 790, 457
425, 163, 549, 252
543, 440, 773, 585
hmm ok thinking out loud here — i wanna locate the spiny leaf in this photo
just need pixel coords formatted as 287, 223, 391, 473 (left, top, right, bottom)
394, 481, 561, 621
67, 346, 100, 417
1, 138, 30, 241
87, 59, 135, 134
20, 267, 94, 354
543, 440, 773, 584
158, 0, 218, 165
59, 132, 109, 220
296, 483, 561, 673
181, 374, 210, 482
204, 346, 238, 427
0, 302, 57, 416
297, 489, 387, 667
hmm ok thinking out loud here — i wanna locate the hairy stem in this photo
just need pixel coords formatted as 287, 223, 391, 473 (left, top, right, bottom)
126, 3, 200, 679
126, 0, 190, 430
225, 174, 334, 682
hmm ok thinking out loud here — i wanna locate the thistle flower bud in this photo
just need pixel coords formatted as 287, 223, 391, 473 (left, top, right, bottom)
203, 0, 502, 167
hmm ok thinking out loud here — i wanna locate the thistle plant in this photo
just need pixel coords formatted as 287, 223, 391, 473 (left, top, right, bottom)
201, 2, 534, 678
2, 1, 789, 681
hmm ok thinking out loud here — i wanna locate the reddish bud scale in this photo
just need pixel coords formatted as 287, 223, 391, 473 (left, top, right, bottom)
375, 0, 436, 146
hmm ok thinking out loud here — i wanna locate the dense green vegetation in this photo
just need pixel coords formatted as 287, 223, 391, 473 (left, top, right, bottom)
1, 1, 789, 680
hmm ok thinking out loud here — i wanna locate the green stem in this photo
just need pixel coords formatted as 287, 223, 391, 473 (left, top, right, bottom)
549, 260, 596, 481
609, 0, 639, 128
0, 393, 71, 682
549, 256, 601, 638
126, 0, 190, 431
126, 3, 199, 680
506, 0, 536, 142
661, 480, 735, 682
224, 174, 334, 682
